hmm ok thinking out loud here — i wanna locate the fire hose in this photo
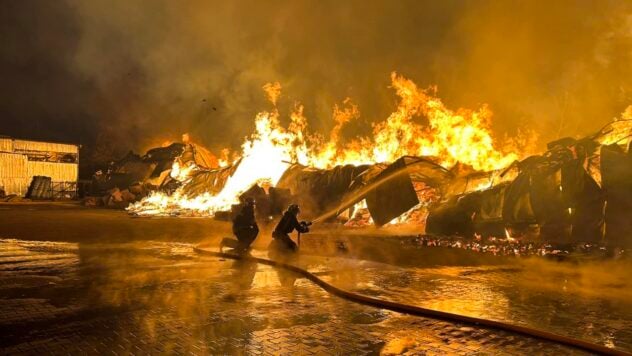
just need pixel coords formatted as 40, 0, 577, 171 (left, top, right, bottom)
193, 247, 629, 355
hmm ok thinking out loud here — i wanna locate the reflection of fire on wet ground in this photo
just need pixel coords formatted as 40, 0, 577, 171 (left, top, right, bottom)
0, 239, 79, 274
3, 238, 632, 353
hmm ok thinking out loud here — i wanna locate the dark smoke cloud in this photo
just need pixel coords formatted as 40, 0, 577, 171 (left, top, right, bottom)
2, 0, 632, 174
0, 1, 96, 144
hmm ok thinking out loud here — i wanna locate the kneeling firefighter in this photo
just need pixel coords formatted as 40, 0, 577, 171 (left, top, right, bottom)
272, 204, 311, 252
221, 197, 259, 252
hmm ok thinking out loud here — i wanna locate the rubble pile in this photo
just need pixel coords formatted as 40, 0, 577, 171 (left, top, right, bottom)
85, 141, 216, 208
83, 184, 148, 208
0, 195, 30, 202
407, 235, 617, 259
90, 118, 632, 247
426, 120, 632, 247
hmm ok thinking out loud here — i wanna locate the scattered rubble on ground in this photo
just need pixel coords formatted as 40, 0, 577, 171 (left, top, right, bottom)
1, 194, 30, 203
405, 235, 620, 259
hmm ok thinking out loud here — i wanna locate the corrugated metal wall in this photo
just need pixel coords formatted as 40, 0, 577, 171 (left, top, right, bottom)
0, 138, 79, 196
0, 153, 29, 195
27, 161, 77, 182
13, 139, 78, 154
0, 138, 13, 152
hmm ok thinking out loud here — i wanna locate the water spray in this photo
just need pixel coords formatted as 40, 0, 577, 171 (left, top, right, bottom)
310, 164, 439, 224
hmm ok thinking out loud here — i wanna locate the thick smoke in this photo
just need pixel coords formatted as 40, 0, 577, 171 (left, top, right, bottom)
2, 0, 632, 174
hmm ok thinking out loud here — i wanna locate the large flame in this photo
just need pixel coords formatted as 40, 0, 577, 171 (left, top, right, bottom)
596, 105, 632, 146
129, 73, 530, 217
306, 73, 521, 170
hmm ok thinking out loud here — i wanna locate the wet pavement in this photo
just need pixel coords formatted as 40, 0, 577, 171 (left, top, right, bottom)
287, 254, 632, 353
0, 238, 616, 355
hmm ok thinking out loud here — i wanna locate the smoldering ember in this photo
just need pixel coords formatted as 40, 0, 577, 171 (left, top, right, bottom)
3, 1, 632, 355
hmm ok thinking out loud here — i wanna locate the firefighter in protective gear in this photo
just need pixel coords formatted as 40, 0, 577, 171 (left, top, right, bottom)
272, 204, 310, 252
221, 197, 259, 252
233, 197, 259, 249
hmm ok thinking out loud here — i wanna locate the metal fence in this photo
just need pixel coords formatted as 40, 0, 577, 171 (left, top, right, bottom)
50, 181, 78, 200
26, 178, 78, 200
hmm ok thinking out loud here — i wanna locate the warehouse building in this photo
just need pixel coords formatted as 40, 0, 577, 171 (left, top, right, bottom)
0, 136, 79, 199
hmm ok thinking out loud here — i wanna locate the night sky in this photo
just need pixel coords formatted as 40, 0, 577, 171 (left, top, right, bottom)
2, 0, 632, 174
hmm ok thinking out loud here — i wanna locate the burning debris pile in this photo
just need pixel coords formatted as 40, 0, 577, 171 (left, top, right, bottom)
91, 73, 632, 247
86, 138, 220, 208
405, 235, 609, 259
124, 73, 523, 216
425, 118, 632, 247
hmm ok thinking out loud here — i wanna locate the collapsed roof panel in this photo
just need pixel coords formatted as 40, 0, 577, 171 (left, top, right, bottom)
180, 143, 218, 170
476, 183, 506, 223
276, 163, 371, 217
562, 159, 604, 243
601, 144, 632, 247
180, 164, 238, 197
365, 157, 420, 226
400, 156, 453, 186
119, 116, 632, 243
144, 143, 185, 162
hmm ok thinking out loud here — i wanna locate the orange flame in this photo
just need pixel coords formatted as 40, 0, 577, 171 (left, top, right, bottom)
129, 73, 532, 217
262, 81, 282, 106
306, 73, 520, 171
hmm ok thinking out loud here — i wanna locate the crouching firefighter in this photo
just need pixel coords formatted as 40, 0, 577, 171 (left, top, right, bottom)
220, 197, 259, 253
272, 204, 311, 252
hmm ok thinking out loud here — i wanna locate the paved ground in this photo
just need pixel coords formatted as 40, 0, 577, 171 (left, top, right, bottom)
0, 202, 232, 244
0, 239, 588, 355
290, 254, 632, 352
0, 202, 513, 267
